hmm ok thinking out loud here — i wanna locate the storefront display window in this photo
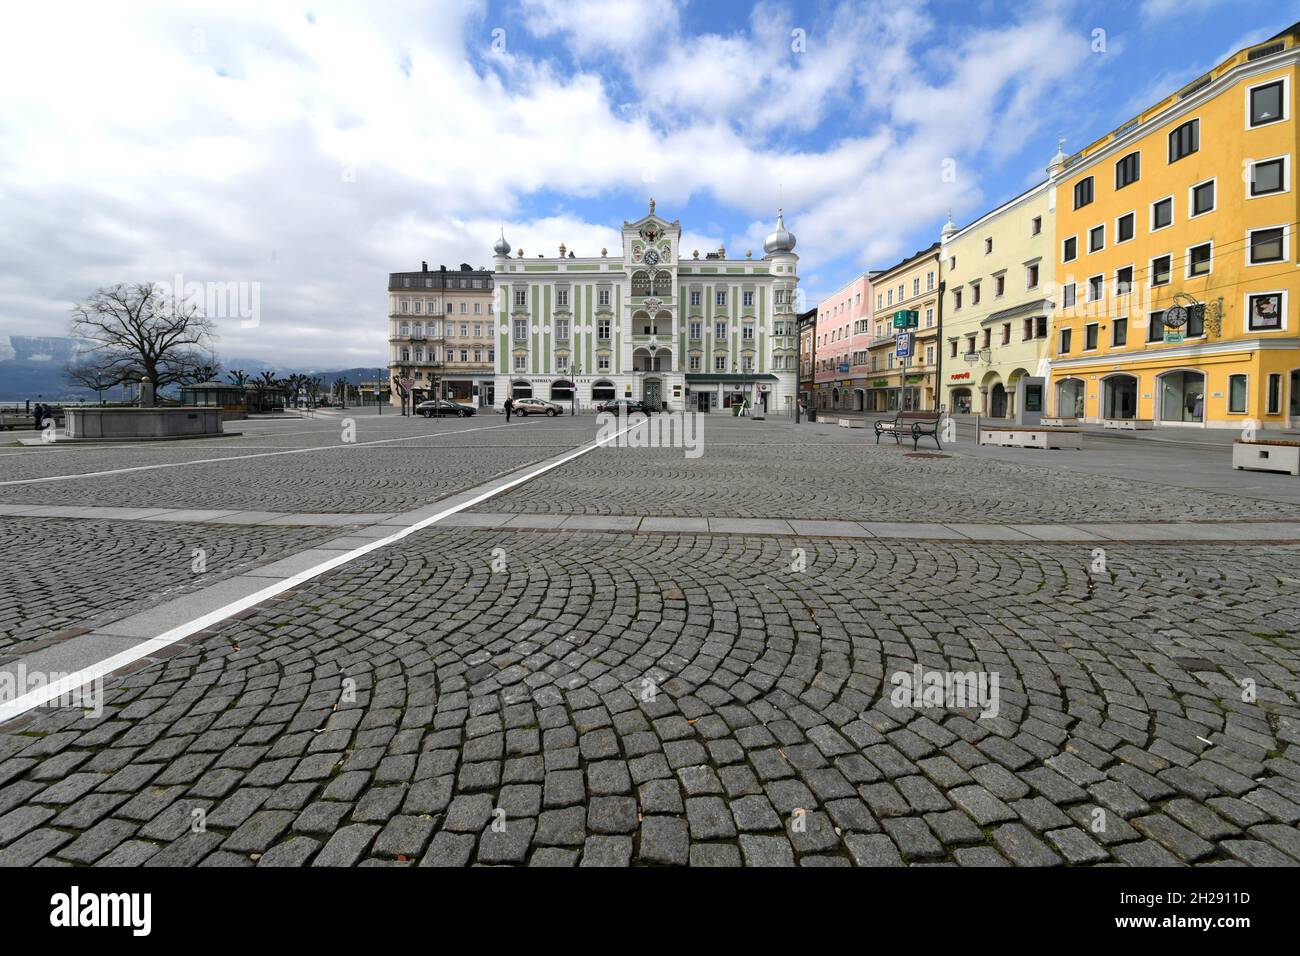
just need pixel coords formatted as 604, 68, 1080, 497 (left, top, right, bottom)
1159, 370, 1204, 422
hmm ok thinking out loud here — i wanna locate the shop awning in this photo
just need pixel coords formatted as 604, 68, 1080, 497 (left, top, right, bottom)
685, 373, 780, 384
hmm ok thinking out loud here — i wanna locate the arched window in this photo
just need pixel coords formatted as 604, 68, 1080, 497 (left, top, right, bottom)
1056, 378, 1084, 418
1102, 374, 1137, 420
1157, 370, 1205, 422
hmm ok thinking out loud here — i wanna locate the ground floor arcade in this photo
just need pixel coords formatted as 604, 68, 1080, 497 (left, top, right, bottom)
1048, 343, 1300, 428
491, 372, 796, 413
945, 365, 1046, 424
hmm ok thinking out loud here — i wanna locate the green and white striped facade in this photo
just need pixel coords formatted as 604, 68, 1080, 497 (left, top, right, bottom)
492, 204, 800, 413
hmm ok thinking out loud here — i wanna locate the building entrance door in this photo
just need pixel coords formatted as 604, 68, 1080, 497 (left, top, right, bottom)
643, 377, 662, 409
990, 383, 1008, 418
696, 392, 712, 413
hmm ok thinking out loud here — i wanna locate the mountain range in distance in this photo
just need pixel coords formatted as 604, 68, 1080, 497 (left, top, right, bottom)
0, 336, 385, 401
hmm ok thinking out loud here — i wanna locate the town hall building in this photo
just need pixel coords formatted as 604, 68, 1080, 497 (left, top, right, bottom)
491, 201, 800, 413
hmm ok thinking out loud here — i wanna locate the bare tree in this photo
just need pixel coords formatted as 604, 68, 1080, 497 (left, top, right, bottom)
66, 283, 217, 404
226, 369, 249, 387
250, 369, 282, 412
392, 374, 411, 415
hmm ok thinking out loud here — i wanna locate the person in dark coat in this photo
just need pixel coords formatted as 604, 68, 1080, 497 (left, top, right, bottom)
33, 403, 44, 430
504, 396, 514, 422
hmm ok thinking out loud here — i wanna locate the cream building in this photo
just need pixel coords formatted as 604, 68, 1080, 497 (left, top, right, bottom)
939, 179, 1055, 422
865, 244, 942, 412
491, 201, 800, 413
387, 263, 496, 408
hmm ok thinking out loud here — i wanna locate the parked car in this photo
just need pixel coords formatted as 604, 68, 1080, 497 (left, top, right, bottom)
416, 399, 475, 418
511, 398, 562, 417
595, 398, 657, 416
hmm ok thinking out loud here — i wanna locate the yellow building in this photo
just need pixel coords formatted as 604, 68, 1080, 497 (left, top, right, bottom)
1049, 23, 1298, 429
939, 180, 1054, 421
865, 244, 941, 412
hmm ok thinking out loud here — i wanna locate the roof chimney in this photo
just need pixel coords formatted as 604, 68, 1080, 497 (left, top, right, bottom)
421, 261, 428, 272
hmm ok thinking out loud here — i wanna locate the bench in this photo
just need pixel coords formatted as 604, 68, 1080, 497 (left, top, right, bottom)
838, 418, 866, 429
1233, 439, 1300, 476
1103, 418, 1153, 430
1040, 417, 1081, 427
874, 408, 944, 451
979, 426, 1083, 450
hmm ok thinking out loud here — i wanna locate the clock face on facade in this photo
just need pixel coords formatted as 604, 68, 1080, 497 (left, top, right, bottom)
644, 249, 660, 266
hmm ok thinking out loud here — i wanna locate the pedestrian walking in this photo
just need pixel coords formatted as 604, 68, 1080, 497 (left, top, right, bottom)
504, 396, 514, 422
33, 403, 44, 430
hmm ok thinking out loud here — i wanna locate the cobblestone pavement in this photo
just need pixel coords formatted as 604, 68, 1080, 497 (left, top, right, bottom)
1, 530, 1297, 867
2, 412, 1299, 867
0, 518, 336, 657
0, 419, 586, 514
471, 440, 1300, 523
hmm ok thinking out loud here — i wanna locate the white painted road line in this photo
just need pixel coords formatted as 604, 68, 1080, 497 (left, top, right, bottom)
0, 418, 647, 723
0, 420, 531, 486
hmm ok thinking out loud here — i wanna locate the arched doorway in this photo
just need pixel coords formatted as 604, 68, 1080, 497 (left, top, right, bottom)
1057, 378, 1085, 418
1103, 374, 1137, 420
853, 388, 864, 411
510, 380, 532, 399
1158, 369, 1205, 423
550, 379, 574, 403
591, 380, 616, 403
831, 387, 840, 409
990, 383, 1008, 418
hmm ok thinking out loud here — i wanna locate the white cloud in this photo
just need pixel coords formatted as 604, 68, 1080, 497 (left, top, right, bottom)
0, 0, 1093, 368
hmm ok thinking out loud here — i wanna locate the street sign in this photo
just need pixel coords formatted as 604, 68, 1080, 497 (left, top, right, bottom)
1164, 331, 1184, 344
893, 309, 918, 329
399, 377, 414, 388
896, 332, 912, 358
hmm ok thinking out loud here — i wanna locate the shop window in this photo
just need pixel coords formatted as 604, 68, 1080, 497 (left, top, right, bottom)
1228, 374, 1247, 414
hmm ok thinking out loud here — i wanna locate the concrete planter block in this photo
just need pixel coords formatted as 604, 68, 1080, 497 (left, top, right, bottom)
979, 426, 1083, 450
1233, 440, 1300, 476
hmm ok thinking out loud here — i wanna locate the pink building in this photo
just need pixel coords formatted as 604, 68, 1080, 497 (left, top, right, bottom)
811, 273, 875, 412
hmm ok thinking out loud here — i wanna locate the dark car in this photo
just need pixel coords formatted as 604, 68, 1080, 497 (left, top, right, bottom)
416, 399, 475, 418
596, 398, 657, 416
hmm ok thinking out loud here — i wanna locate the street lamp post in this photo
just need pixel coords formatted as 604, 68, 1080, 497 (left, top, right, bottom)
571, 360, 580, 416
432, 362, 444, 418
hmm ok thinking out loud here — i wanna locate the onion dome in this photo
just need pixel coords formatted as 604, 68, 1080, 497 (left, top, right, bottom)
763, 208, 796, 254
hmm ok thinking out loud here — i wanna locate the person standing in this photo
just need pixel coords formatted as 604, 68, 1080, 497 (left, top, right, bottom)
504, 396, 514, 422
33, 403, 44, 430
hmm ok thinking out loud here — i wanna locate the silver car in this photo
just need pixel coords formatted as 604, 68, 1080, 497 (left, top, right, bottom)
511, 398, 563, 417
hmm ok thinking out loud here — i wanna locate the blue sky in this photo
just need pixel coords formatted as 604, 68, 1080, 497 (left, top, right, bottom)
0, 0, 1296, 368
